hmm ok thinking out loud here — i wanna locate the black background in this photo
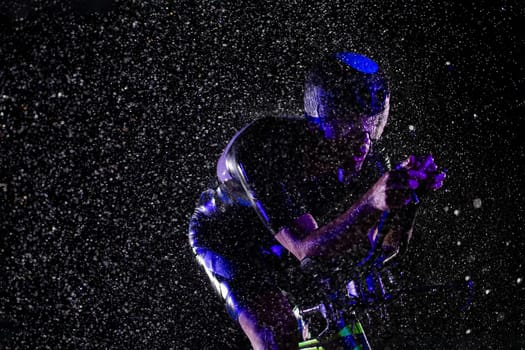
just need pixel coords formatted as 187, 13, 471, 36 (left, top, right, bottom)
1, 1, 524, 348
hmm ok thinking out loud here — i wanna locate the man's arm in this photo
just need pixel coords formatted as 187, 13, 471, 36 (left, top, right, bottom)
189, 186, 301, 349
274, 181, 384, 261
275, 154, 445, 262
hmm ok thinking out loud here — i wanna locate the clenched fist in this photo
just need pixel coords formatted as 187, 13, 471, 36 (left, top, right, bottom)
368, 154, 446, 211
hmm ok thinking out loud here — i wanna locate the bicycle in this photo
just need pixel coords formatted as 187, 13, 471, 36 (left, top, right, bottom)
293, 206, 474, 350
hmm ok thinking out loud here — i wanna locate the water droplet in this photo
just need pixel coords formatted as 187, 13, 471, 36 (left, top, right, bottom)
473, 198, 482, 209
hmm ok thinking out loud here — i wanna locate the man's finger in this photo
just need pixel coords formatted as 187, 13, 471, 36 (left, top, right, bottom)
395, 157, 412, 170
408, 169, 427, 180
422, 154, 434, 169
407, 179, 419, 189
433, 172, 446, 182
430, 181, 444, 190
427, 162, 438, 172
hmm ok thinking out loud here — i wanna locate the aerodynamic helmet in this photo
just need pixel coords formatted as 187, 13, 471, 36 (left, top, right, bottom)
304, 52, 390, 141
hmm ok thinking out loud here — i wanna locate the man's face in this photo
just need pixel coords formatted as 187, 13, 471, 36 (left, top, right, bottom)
327, 120, 372, 173
317, 107, 388, 184
319, 93, 389, 138
310, 119, 370, 180
312, 91, 389, 181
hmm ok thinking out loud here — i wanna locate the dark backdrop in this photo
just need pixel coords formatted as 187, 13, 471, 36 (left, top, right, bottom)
1, 1, 523, 348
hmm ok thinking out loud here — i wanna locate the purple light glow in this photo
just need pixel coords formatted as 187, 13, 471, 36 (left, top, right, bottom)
270, 244, 285, 257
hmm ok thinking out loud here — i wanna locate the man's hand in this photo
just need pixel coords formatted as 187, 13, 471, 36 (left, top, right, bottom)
369, 154, 446, 211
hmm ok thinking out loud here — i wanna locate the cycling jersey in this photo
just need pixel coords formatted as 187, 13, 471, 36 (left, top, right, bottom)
188, 116, 389, 320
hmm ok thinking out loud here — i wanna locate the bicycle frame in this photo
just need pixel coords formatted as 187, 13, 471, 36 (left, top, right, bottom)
294, 264, 474, 350
296, 307, 371, 350
294, 270, 380, 350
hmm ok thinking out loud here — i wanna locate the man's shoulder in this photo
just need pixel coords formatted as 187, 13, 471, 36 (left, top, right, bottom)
240, 115, 309, 141
217, 115, 312, 183
215, 116, 316, 234
237, 116, 313, 155
233, 116, 313, 175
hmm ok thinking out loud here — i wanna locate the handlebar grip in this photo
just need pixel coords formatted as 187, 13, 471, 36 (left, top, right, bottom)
363, 203, 419, 269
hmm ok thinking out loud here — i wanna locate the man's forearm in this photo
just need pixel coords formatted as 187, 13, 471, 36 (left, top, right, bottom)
299, 195, 384, 259
275, 187, 384, 261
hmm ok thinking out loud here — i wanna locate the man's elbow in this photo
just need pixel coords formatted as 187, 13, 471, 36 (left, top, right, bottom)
274, 227, 307, 261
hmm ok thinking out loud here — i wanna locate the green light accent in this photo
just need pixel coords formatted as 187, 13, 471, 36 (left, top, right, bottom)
299, 339, 322, 348
352, 322, 364, 335
338, 325, 352, 337
338, 326, 363, 350
298, 340, 325, 350
337, 323, 365, 337
299, 323, 366, 349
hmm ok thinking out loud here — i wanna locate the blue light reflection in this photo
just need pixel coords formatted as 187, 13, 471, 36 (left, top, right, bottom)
336, 52, 378, 74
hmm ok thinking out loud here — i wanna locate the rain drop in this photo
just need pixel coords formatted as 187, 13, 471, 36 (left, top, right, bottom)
473, 198, 482, 209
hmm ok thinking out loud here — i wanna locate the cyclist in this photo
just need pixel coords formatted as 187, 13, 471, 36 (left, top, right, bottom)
188, 52, 445, 349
